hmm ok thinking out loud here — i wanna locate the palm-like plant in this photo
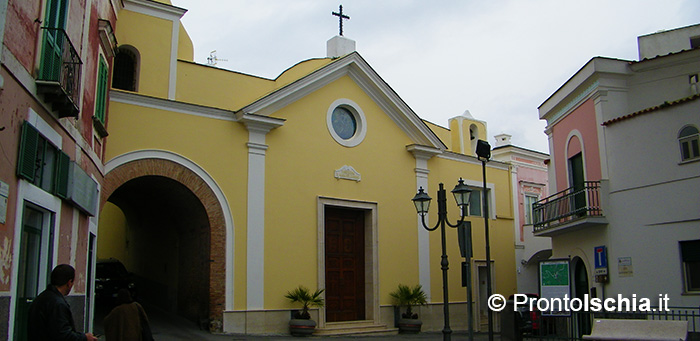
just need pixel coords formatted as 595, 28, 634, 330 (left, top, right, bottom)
285, 286, 325, 319
390, 284, 427, 319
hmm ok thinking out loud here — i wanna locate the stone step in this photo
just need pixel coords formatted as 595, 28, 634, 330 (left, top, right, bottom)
314, 321, 399, 336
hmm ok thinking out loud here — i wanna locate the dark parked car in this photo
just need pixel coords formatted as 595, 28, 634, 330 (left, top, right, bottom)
95, 258, 136, 305
509, 293, 541, 335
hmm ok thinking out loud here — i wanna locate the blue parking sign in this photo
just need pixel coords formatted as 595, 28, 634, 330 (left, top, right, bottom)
594, 246, 608, 275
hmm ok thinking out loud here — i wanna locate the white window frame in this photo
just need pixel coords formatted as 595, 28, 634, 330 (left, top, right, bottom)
679, 125, 700, 163
326, 98, 367, 147
524, 194, 539, 225
680, 240, 700, 294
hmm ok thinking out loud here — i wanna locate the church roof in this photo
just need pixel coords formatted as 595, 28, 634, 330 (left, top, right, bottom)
237, 52, 447, 150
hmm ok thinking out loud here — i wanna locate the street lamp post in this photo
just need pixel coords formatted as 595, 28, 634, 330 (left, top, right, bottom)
476, 139, 494, 341
412, 178, 472, 341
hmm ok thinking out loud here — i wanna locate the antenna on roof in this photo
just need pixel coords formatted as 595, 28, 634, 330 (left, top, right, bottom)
207, 50, 228, 66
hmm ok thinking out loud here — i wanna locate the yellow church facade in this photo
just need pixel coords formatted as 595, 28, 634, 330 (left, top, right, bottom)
98, 0, 516, 335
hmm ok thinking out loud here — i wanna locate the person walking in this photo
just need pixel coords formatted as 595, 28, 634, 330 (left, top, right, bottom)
103, 288, 153, 340
28, 264, 98, 341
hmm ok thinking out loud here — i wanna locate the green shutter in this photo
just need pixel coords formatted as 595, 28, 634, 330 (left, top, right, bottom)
40, 0, 68, 81
44, 0, 60, 28
44, 0, 68, 29
95, 57, 108, 123
17, 121, 39, 181
40, 31, 61, 81
54, 151, 70, 199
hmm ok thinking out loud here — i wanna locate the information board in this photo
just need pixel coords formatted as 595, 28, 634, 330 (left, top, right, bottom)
539, 259, 571, 316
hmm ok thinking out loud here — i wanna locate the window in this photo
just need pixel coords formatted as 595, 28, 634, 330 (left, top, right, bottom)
17, 121, 69, 197
326, 99, 367, 147
680, 240, 700, 293
112, 47, 138, 91
524, 194, 539, 225
331, 107, 356, 139
467, 188, 484, 217
679, 125, 700, 162
691, 36, 700, 49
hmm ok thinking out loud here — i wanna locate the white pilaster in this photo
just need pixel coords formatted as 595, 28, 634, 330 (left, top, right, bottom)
406, 145, 441, 301
238, 113, 284, 310
169, 19, 179, 99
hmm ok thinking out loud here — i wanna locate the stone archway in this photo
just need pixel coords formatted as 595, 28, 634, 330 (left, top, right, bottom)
101, 156, 227, 328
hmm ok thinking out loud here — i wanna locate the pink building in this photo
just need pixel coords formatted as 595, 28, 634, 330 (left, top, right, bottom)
0, 0, 117, 338
491, 133, 550, 294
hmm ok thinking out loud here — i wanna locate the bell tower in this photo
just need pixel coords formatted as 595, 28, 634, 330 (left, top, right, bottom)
448, 110, 488, 157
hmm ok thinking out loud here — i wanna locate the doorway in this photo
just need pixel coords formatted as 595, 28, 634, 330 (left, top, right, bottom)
568, 153, 585, 216
14, 204, 54, 341
324, 206, 365, 322
475, 260, 495, 332
573, 258, 591, 336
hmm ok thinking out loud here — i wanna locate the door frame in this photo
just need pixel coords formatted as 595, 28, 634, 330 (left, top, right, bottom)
10, 182, 61, 339
473, 259, 496, 332
317, 197, 378, 328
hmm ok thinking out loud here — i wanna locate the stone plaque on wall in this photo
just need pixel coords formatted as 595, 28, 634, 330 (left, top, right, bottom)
334, 165, 361, 182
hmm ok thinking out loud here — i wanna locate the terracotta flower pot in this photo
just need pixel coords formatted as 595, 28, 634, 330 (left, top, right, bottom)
398, 318, 422, 333
289, 318, 316, 336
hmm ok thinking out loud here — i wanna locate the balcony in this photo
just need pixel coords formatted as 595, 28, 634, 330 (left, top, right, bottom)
533, 181, 607, 236
36, 27, 82, 118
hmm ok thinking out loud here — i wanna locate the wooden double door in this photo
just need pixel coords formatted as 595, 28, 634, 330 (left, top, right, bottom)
324, 207, 366, 322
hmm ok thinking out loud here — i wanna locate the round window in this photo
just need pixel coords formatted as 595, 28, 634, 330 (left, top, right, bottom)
331, 107, 357, 140
326, 99, 366, 147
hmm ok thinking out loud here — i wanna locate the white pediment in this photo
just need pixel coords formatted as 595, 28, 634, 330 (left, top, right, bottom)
237, 52, 446, 151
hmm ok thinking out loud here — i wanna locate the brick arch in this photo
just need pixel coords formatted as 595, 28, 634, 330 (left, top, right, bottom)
102, 157, 227, 327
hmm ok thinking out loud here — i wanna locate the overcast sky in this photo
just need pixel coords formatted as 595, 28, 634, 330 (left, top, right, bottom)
169, 0, 699, 153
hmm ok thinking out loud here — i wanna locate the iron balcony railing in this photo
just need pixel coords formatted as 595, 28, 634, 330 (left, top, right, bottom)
532, 181, 603, 233
37, 27, 82, 117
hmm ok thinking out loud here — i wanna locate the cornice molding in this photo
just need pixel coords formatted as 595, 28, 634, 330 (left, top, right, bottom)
110, 90, 237, 121
235, 112, 285, 134
406, 144, 442, 161
438, 151, 510, 170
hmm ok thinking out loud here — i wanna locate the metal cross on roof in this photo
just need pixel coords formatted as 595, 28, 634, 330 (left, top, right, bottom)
332, 5, 350, 36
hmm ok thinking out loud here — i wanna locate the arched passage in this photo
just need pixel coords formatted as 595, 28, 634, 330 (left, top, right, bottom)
100, 155, 229, 329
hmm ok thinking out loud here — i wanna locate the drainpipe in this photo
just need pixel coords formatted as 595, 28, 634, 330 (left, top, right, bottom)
0, 0, 8, 89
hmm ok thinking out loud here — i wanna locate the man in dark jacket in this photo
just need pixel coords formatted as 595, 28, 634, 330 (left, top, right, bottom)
27, 264, 98, 341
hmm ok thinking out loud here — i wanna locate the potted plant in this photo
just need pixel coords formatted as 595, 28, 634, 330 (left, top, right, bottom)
390, 284, 427, 333
285, 285, 324, 336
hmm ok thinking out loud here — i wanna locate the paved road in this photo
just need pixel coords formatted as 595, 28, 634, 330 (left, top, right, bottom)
154, 330, 497, 341
148, 308, 497, 340
97, 302, 498, 340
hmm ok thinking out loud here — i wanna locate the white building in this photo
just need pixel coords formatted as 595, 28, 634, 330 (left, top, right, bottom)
537, 23, 700, 335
